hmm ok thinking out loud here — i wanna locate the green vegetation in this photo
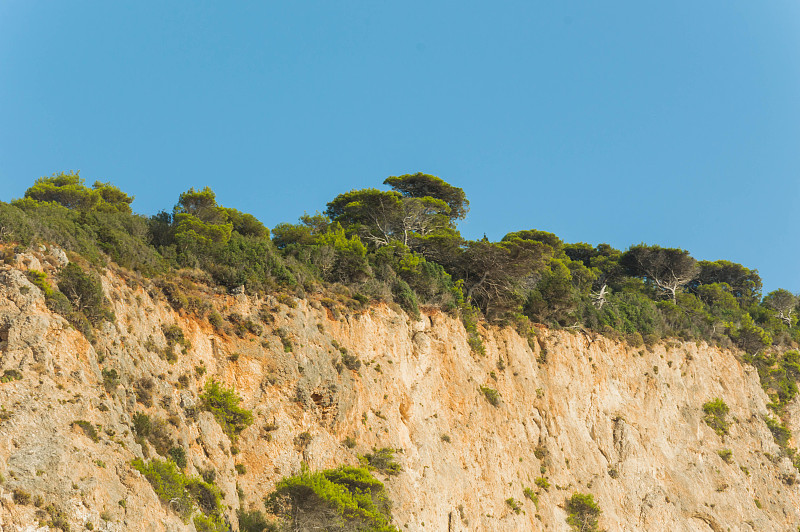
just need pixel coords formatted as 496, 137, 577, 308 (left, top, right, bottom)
0, 369, 23, 383
534, 477, 550, 491
523, 487, 538, 507
132, 458, 225, 528
359, 447, 402, 476
480, 385, 500, 407
132, 413, 175, 457
717, 449, 733, 464
4, 170, 800, 360
565, 492, 602, 532
72, 420, 100, 442
702, 398, 730, 436
6, 173, 800, 479
265, 464, 399, 531
505, 497, 522, 514
237, 509, 279, 532
199, 380, 254, 441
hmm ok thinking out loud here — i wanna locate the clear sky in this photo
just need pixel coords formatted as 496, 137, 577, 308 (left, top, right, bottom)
2, 2, 799, 293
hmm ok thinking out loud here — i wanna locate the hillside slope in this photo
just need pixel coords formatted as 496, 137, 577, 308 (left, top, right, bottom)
0, 247, 798, 531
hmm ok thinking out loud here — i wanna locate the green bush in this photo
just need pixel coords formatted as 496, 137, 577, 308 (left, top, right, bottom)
0, 369, 22, 383
73, 420, 99, 442
523, 487, 538, 507
169, 446, 187, 469
266, 464, 399, 531
199, 380, 253, 441
237, 509, 279, 532
132, 458, 223, 524
717, 449, 733, 464
565, 492, 601, 532
480, 385, 500, 407
765, 416, 792, 448
359, 447, 402, 476
505, 497, 522, 514
702, 398, 730, 436
101, 368, 119, 392
58, 263, 114, 325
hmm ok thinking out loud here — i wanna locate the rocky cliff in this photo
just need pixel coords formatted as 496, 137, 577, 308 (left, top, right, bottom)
0, 247, 798, 531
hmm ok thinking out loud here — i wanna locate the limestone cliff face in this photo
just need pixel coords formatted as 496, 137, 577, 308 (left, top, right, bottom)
0, 249, 798, 531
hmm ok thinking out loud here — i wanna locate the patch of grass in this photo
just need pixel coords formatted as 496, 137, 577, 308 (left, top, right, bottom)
534, 477, 550, 491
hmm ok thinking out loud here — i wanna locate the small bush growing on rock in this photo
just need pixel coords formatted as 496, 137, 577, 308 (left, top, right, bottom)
132, 458, 224, 525
523, 487, 538, 507
101, 368, 119, 392
702, 398, 730, 436
266, 465, 398, 531
169, 446, 187, 469
506, 497, 522, 514
765, 416, 792, 448
565, 492, 601, 532
238, 509, 279, 532
294, 431, 312, 449
275, 328, 293, 352
132, 413, 174, 456
359, 447, 402, 476
717, 449, 733, 464
535, 477, 550, 491
13, 488, 31, 505
199, 380, 253, 441
480, 385, 500, 407
341, 352, 361, 371
208, 311, 224, 330
73, 420, 99, 442
43, 504, 71, 531
58, 263, 114, 325
235, 463, 246, 475
0, 369, 23, 383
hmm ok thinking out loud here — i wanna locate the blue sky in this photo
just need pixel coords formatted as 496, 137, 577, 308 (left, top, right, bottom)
2, 2, 799, 293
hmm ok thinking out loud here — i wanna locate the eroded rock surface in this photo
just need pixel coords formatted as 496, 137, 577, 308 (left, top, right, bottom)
0, 254, 797, 531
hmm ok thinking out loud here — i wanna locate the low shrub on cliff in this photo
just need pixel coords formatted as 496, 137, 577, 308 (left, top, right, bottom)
702, 398, 730, 436
565, 492, 601, 532
359, 447, 402, 476
480, 385, 500, 407
132, 458, 224, 527
199, 380, 253, 441
266, 464, 399, 532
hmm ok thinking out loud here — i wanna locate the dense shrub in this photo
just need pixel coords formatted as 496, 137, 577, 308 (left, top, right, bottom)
132, 458, 224, 525
702, 398, 730, 436
199, 380, 253, 441
359, 448, 402, 476
565, 492, 602, 532
266, 465, 399, 531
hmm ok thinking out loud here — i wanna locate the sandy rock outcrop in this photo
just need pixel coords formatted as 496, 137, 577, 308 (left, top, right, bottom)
0, 251, 797, 531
